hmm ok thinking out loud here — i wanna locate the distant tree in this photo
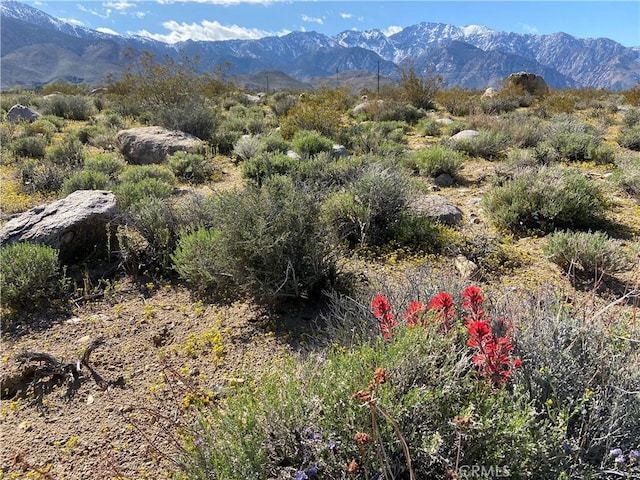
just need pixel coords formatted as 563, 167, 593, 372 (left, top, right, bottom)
397, 61, 442, 110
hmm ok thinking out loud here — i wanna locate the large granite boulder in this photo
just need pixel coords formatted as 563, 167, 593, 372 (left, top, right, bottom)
116, 126, 204, 165
0, 190, 118, 263
6, 104, 41, 123
407, 194, 463, 226
505, 72, 549, 96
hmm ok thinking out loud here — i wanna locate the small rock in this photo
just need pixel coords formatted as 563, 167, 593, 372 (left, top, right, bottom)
78, 335, 92, 345
436, 118, 454, 125
86, 394, 94, 405
455, 255, 480, 280
434, 173, 454, 187
449, 130, 479, 141
18, 421, 32, 432
65, 317, 83, 325
189, 367, 200, 377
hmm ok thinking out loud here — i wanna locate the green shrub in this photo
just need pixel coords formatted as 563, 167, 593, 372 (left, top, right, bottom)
178, 289, 565, 479
416, 117, 442, 137
398, 61, 441, 110
0, 242, 67, 311
241, 152, 299, 187
45, 135, 85, 167
611, 154, 640, 198
11, 135, 47, 158
322, 165, 408, 248
232, 135, 261, 162
622, 108, 640, 128
617, 124, 640, 151
339, 121, 407, 156
291, 130, 334, 158
483, 167, 607, 234
450, 130, 507, 160
17, 158, 70, 194
168, 151, 215, 184
115, 178, 174, 209
536, 115, 602, 162
61, 170, 111, 195
154, 101, 218, 141
172, 175, 335, 301
279, 88, 351, 140
119, 164, 176, 185
543, 230, 631, 276
374, 101, 424, 124
170, 227, 227, 293
76, 125, 106, 144
24, 118, 58, 140
406, 145, 464, 177
497, 111, 548, 148
437, 86, 476, 116
42, 95, 94, 120
121, 197, 177, 272
258, 133, 289, 154
84, 153, 127, 179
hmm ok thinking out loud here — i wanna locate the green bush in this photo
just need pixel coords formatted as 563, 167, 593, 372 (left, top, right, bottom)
497, 111, 548, 148
119, 164, 176, 185
11, 135, 47, 158
17, 158, 70, 194
115, 178, 174, 209
483, 167, 607, 234
536, 116, 602, 162
398, 61, 441, 110
61, 170, 112, 195
172, 175, 335, 301
543, 230, 631, 276
168, 151, 215, 184
291, 130, 334, 158
611, 154, 640, 198
0, 242, 67, 311
84, 153, 127, 179
406, 145, 464, 178
279, 88, 351, 140
240, 152, 300, 187
76, 125, 106, 144
42, 95, 94, 121
24, 118, 58, 140
45, 135, 85, 167
416, 117, 442, 137
322, 165, 408, 248
374, 101, 424, 124
617, 124, 640, 151
450, 130, 507, 160
120, 197, 177, 272
622, 108, 640, 128
154, 101, 218, 141
437, 86, 476, 116
232, 135, 261, 162
340, 121, 407, 156
178, 289, 565, 479
258, 133, 289, 154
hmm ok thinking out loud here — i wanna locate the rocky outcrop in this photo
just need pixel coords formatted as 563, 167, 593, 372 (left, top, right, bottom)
116, 127, 204, 165
407, 194, 463, 226
505, 72, 549, 96
0, 190, 118, 263
6, 104, 40, 123
449, 130, 479, 142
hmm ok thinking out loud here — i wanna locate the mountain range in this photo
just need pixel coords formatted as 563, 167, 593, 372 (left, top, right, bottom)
2, 0, 639, 92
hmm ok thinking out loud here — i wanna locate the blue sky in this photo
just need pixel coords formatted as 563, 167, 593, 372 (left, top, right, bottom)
25, 1, 640, 47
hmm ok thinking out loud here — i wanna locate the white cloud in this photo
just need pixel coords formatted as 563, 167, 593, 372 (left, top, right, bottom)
156, 0, 276, 4
382, 25, 402, 37
136, 20, 288, 43
518, 22, 539, 34
59, 17, 85, 26
301, 14, 323, 25
96, 27, 119, 35
77, 4, 111, 19
103, 1, 135, 11
339, 12, 352, 19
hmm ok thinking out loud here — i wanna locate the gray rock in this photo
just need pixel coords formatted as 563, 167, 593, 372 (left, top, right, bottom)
434, 173, 454, 187
505, 72, 549, 96
116, 126, 204, 165
407, 194, 463, 226
6, 104, 41, 123
435, 118, 454, 125
455, 255, 480, 280
286, 150, 302, 161
0, 190, 118, 263
353, 99, 384, 115
482, 87, 498, 98
449, 130, 479, 141
332, 144, 350, 158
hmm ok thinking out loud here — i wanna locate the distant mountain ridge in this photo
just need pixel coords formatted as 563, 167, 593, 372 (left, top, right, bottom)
2, 0, 639, 91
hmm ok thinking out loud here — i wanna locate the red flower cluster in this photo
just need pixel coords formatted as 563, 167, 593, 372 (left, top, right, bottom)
372, 295, 397, 340
427, 292, 456, 332
371, 286, 522, 388
462, 286, 521, 387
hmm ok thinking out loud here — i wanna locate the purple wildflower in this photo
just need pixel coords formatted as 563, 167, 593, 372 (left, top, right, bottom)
610, 448, 623, 457
295, 471, 308, 480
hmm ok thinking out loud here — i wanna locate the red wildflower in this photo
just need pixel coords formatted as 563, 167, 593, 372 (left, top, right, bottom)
427, 292, 456, 331
466, 320, 491, 346
462, 285, 485, 320
403, 301, 425, 326
372, 295, 397, 340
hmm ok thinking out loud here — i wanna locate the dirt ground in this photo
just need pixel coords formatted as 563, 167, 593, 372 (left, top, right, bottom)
1, 279, 296, 479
